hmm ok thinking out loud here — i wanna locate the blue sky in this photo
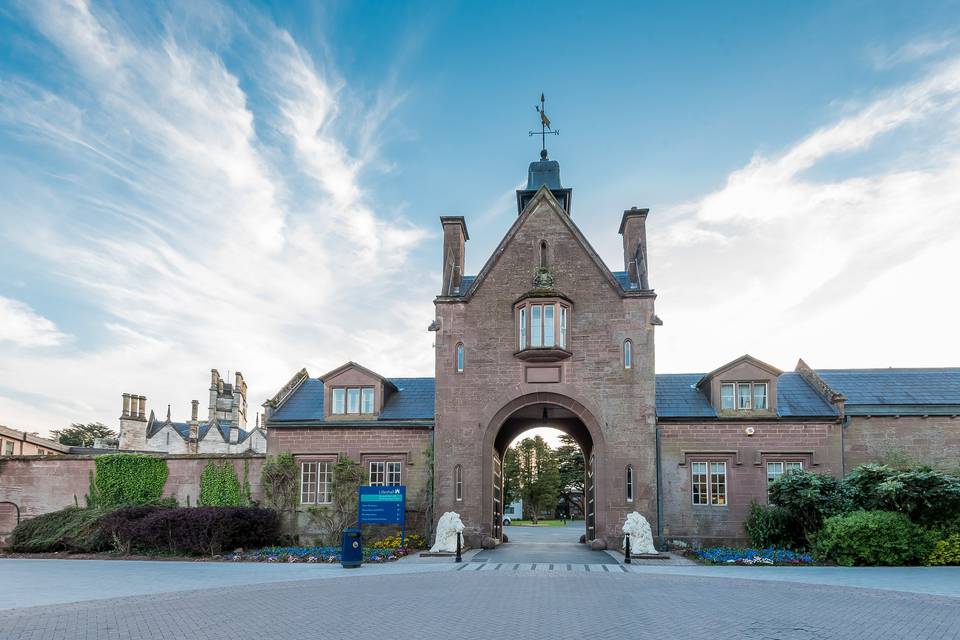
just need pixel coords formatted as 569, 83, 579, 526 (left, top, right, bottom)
1, 0, 959, 434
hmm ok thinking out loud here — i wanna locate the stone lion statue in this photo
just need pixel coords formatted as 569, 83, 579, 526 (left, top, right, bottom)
621, 511, 656, 555
430, 511, 466, 553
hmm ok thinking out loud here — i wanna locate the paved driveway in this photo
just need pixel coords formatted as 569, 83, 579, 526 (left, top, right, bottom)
474, 523, 617, 564
1, 560, 958, 639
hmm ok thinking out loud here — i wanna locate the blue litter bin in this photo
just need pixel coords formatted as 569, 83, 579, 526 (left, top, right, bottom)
341, 528, 362, 568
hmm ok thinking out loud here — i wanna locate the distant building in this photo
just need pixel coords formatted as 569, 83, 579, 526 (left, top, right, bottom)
0, 424, 70, 456
117, 369, 266, 454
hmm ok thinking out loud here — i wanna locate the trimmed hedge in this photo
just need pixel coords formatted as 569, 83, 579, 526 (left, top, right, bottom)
94, 454, 169, 506
927, 534, 960, 566
9, 507, 111, 553
813, 510, 935, 566
100, 506, 280, 556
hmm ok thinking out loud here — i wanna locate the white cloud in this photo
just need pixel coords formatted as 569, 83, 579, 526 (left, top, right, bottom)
653, 51, 960, 373
0, 0, 433, 434
0, 296, 68, 348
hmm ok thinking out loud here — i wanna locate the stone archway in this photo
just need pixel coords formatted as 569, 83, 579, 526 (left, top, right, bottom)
480, 392, 607, 543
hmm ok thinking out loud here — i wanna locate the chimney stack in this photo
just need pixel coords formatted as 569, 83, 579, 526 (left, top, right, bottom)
440, 216, 469, 296
191, 399, 199, 422
122, 393, 131, 418
137, 395, 146, 419
619, 207, 650, 289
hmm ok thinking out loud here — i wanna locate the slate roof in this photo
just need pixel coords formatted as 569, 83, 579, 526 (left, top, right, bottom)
817, 368, 960, 411
655, 372, 837, 418
611, 271, 640, 291
269, 377, 435, 424
458, 276, 476, 295
146, 416, 255, 443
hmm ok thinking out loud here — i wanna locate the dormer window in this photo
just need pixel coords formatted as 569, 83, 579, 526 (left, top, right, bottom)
720, 382, 768, 411
331, 387, 375, 415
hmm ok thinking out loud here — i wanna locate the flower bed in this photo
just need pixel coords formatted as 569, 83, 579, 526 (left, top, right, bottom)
692, 547, 814, 565
232, 545, 413, 563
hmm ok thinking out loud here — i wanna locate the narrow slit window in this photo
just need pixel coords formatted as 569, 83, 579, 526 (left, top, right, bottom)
623, 340, 633, 370
559, 307, 567, 348
625, 465, 634, 502
455, 465, 463, 501
519, 307, 527, 349
456, 343, 464, 373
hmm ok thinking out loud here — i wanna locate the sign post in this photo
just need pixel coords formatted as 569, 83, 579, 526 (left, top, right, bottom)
358, 486, 407, 546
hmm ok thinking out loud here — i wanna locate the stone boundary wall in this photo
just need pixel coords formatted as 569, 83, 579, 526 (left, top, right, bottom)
844, 415, 960, 472
0, 454, 265, 544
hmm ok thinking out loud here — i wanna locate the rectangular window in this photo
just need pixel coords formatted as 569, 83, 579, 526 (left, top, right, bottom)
785, 461, 803, 473
531, 305, 542, 347
559, 307, 567, 348
738, 383, 752, 410
332, 388, 345, 414
317, 462, 333, 504
720, 383, 735, 410
386, 461, 402, 486
691, 462, 709, 505
710, 462, 727, 505
347, 388, 361, 414
543, 305, 555, 346
3, 441, 13, 456
301, 462, 318, 504
369, 461, 385, 486
753, 383, 768, 410
361, 388, 375, 414
519, 307, 527, 349
455, 466, 463, 501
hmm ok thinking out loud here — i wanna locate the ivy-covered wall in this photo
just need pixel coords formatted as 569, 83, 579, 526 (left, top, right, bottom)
0, 454, 265, 544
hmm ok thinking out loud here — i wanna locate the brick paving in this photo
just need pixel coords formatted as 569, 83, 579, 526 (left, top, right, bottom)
1, 569, 958, 639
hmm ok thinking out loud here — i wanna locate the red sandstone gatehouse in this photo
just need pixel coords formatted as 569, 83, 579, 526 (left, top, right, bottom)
263, 152, 960, 547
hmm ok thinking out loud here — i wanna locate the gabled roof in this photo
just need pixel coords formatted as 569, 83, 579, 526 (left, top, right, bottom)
656, 372, 837, 418
318, 361, 399, 392
697, 354, 783, 388
268, 376, 435, 425
145, 414, 259, 444
449, 186, 653, 300
816, 368, 960, 414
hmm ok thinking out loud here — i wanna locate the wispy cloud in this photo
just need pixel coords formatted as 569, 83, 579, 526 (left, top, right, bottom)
868, 35, 956, 70
0, 296, 69, 348
652, 49, 960, 372
0, 0, 433, 432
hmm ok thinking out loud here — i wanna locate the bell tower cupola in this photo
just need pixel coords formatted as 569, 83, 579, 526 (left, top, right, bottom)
517, 94, 572, 215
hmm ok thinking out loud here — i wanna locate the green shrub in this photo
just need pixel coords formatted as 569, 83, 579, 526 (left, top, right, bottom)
743, 501, 805, 550
9, 507, 111, 553
844, 463, 896, 509
927, 534, 960, 566
813, 510, 935, 566
94, 454, 169, 506
769, 471, 855, 541
872, 469, 960, 526
199, 460, 244, 506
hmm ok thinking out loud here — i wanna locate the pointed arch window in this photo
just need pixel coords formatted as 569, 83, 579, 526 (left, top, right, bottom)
455, 464, 463, 501
623, 339, 633, 370
626, 465, 634, 502
455, 343, 464, 373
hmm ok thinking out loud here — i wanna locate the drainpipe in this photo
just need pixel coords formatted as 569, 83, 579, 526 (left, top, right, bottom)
655, 426, 663, 544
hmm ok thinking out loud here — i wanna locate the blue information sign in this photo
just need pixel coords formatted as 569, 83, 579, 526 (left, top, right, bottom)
358, 485, 406, 530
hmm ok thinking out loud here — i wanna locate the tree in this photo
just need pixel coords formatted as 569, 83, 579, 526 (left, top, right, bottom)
51, 422, 116, 447
555, 434, 584, 518
507, 436, 562, 524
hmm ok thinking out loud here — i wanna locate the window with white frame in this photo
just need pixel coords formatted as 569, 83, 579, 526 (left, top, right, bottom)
331, 387, 375, 415
369, 461, 385, 486
2, 441, 12, 456
623, 340, 633, 370
691, 461, 727, 506
515, 301, 570, 350
300, 462, 333, 504
767, 461, 803, 491
456, 343, 464, 373
386, 461, 402, 486
722, 382, 769, 411
455, 465, 463, 501
720, 383, 735, 410
625, 465, 634, 502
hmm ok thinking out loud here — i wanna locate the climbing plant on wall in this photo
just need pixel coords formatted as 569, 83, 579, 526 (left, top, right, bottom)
94, 454, 169, 506
199, 460, 244, 507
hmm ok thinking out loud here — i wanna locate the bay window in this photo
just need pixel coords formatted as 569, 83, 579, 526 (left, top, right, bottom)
515, 299, 570, 352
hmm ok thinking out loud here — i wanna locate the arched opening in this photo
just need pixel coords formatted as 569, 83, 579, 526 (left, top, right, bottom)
486, 398, 600, 545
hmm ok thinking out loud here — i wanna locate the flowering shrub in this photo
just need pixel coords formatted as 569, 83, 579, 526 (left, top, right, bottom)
233, 545, 409, 563
693, 547, 814, 565
369, 533, 427, 549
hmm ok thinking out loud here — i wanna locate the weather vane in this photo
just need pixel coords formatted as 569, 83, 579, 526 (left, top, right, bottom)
529, 93, 559, 160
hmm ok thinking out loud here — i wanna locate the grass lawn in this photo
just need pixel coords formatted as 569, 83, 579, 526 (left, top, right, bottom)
507, 519, 574, 527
